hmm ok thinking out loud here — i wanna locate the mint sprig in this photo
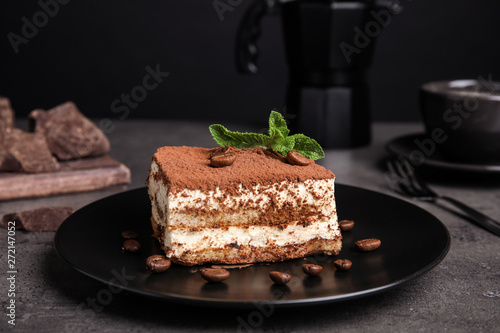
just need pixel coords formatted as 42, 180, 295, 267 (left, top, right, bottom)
209, 111, 325, 160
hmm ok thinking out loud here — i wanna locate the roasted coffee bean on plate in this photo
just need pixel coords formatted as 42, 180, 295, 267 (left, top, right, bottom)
210, 153, 236, 167
146, 255, 171, 273
339, 220, 355, 231
302, 264, 323, 276
201, 268, 230, 282
122, 239, 141, 253
355, 238, 381, 252
269, 271, 292, 285
286, 150, 311, 166
121, 230, 139, 239
333, 259, 352, 271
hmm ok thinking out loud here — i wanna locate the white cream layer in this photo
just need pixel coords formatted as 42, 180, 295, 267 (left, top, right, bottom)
163, 218, 340, 256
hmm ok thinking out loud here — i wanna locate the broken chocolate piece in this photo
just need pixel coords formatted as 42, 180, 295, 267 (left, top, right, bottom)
1, 206, 74, 232
0, 128, 60, 173
0, 96, 15, 130
0, 96, 15, 153
29, 101, 110, 160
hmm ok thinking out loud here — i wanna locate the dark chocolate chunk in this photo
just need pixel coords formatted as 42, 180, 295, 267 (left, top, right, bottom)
29, 102, 110, 160
0, 96, 15, 154
1, 206, 74, 232
0, 128, 60, 173
0, 98, 58, 173
0, 96, 15, 130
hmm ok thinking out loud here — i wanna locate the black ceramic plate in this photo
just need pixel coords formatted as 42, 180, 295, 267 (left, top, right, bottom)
386, 133, 500, 173
54, 185, 450, 308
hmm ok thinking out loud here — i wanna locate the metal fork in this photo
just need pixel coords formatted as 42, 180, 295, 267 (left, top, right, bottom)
386, 159, 500, 237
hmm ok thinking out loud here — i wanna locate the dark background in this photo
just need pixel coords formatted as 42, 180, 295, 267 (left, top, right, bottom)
1, 0, 500, 127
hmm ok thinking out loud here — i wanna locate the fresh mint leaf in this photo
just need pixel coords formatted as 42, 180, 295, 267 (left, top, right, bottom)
209, 124, 269, 148
209, 112, 325, 160
235, 132, 270, 148
273, 136, 295, 156
268, 111, 290, 138
209, 124, 242, 146
289, 133, 325, 160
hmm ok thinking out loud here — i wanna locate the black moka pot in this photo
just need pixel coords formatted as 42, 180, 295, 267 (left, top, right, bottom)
236, 0, 398, 148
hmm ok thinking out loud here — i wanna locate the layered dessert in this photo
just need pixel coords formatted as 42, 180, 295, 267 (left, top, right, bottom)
146, 145, 341, 266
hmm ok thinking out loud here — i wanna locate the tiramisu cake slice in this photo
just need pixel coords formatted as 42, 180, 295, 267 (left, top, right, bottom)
146, 145, 341, 265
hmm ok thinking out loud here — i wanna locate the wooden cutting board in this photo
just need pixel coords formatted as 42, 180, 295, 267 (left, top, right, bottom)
0, 155, 131, 201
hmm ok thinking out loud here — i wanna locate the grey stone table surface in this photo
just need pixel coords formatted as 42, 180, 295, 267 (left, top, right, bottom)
1, 120, 499, 332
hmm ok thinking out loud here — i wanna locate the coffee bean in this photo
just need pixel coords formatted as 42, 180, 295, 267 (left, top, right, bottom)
286, 150, 311, 166
210, 153, 236, 167
333, 259, 352, 271
339, 220, 354, 231
146, 255, 171, 273
355, 238, 381, 252
122, 239, 141, 253
201, 268, 230, 282
210, 145, 232, 157
269, 271, 292, 285
121, 230, 139, 239
302, 264, 323, 276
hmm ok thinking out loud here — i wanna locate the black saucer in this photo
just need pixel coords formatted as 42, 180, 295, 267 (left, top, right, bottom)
386, 133, 500, 174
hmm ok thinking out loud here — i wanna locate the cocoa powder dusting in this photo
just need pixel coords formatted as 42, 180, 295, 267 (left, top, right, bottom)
151, 146, 334, 193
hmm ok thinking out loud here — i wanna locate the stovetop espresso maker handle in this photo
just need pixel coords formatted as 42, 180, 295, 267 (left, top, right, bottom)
235, 0, 400, 76
235, 0, 279, 74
